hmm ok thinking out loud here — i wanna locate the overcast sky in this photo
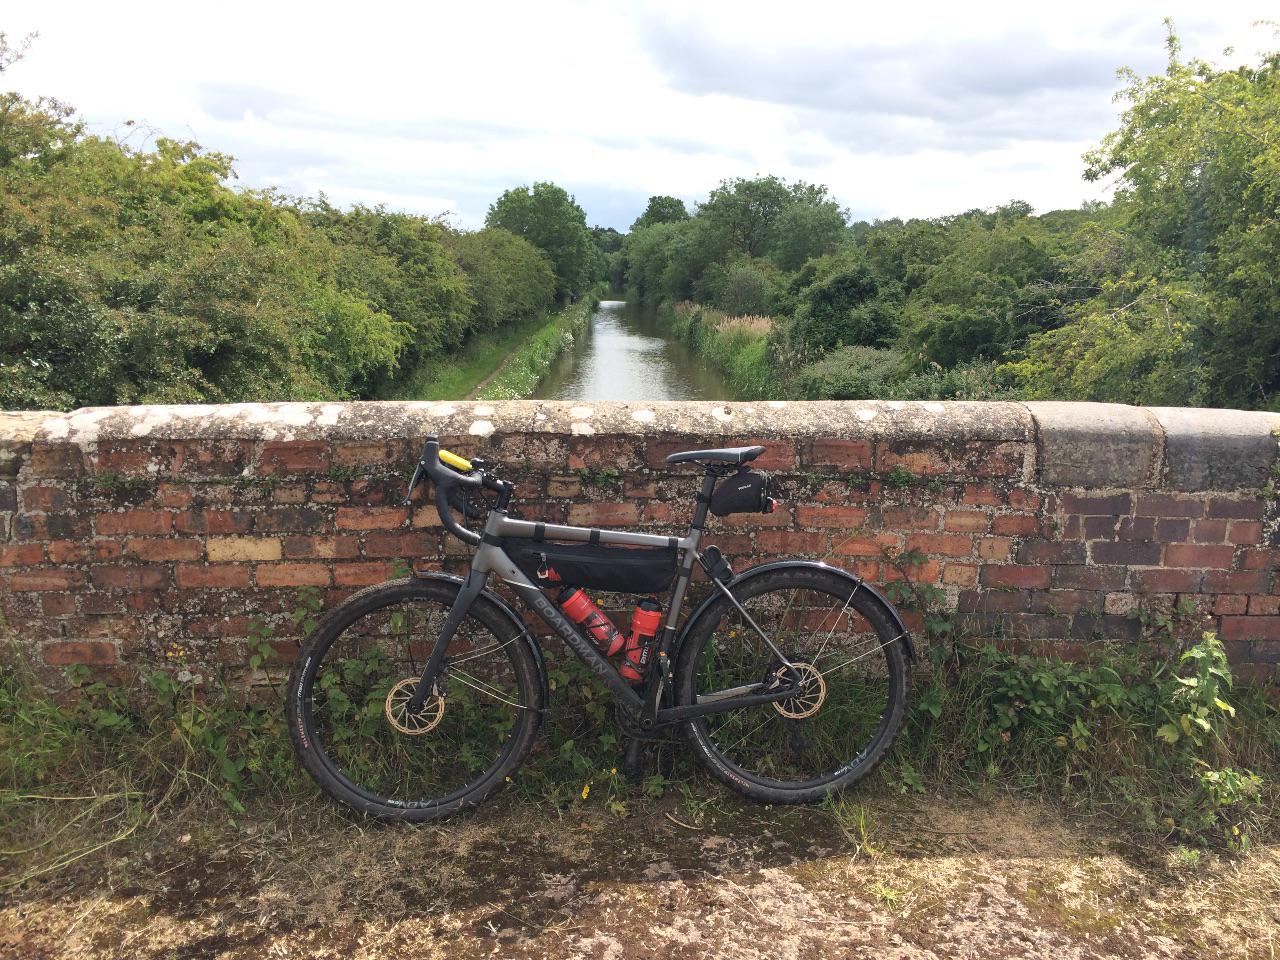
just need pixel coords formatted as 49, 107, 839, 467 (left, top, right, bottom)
4, 2, 1276, 230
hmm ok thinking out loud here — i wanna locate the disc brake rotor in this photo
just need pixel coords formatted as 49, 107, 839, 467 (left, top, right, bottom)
385, 677, 445, 735
769, 662, 827, 719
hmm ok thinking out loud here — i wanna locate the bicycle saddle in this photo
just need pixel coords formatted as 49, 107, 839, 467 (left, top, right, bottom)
664, 445, 765, 466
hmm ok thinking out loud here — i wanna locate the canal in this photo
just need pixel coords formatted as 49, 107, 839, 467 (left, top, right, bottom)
531, 300, 731, 401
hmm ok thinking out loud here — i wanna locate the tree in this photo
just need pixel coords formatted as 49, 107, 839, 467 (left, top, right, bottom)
485, 182, 594, 301
769, 201, 848, 271
445, 227, 556, 331
698, 176, 840, 261
630, 195, 689, 231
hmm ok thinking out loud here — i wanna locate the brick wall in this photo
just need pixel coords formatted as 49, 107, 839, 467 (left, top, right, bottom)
2, 400, 1278, 687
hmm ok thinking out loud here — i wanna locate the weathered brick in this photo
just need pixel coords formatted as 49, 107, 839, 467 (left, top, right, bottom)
363, 533, 434, 558
43, 640, 117, 665
1202, 570, 1270, 594
335, 507, 408, 530
96, 509, 173, 536
1220, 616, 1280, 641
333, 562, 398, 586
829, 533, 902, 557
11, 568, 85, 591
942, 562, 979, 586
91, 566, 169, 591
282, 536, 361, 560
754, 530, 830, 555
1016, 540, 1087, 564
1059, 492, 1130, 515
803, 439, 873, 470
1131, 568, 1203, 594
1229, 521, 1263, 545
22, 486, 70, 511
48, 540, 121, 564
1090, 541, 1162, 566
175, 509, 253, 535
1215, 595, 1250, 616
981, 565, 1050, 589
1248, 595, 1280, 616
904, 533, 974, 557
976, 537, 1013, 561
944, 510, 989, 533
992, 514, 1041, 536
207, 537, 283, 562
567, 502, 642, 526
125, 538, 202, 562
962, 484, 1003, 507
255, 563, 332, 587
255, 507, 328, 533
880, 506, 940, 530
1206, 498, 1264, 520
796, 505, 868, 528
29, 444, 85, 478
1053, 565, 1128, 591
1135, 494, 1204, 518
0, 543, 44, 567
176, 564, 252, 589
1164, 543, 1235, 569
257, 441, 330, 474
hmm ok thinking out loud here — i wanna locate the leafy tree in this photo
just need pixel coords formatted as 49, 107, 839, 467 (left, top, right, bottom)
789, 258, 901, 353
769, 201, 847, 271
445, 227, 556, 331
485, 182, 594, 301
630, 195, 689, 231
698, 176, 839, 260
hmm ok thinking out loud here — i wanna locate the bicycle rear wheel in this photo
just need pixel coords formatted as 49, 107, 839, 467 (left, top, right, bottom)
675, 565, 909, 804
287, 578, 543, 821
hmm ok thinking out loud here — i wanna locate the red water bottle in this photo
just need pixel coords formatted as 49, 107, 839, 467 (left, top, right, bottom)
558, 587, 625, 656
621, 600, 663, 682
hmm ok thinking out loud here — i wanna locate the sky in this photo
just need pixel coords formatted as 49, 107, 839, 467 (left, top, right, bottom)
3, 1, 1276, 230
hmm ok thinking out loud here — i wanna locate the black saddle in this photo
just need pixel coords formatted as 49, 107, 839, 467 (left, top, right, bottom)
664, 445, 765, 466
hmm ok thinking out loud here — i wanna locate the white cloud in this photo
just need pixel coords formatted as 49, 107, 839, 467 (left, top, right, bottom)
3, 0, 1275, 228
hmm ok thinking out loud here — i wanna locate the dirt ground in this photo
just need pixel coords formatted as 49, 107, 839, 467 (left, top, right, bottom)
2, 790, 1278, 960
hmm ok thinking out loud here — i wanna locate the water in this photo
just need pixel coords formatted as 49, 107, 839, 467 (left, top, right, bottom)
531, 300, 730, 401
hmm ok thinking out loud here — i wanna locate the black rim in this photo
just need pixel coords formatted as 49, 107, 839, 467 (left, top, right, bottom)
300, 586, 530, 810
689, 572, 903, 790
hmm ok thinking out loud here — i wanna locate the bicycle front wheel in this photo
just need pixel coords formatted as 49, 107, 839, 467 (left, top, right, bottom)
287, 578, 543, 821
675, 565, 909, 804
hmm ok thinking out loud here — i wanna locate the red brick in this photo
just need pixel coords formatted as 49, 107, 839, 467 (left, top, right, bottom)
1229, 521, 1263, 545
331, 441, 406, 467
1191, 519, 1228, 543
125, 538, 202, 562
803, 439, 873, 470
10, 568, 85, 591
992, 514, 1041, 536
829, 533, 902, 557
1215, 595, 1250, 616
96, 509, 173, 536
980, 565, 1050, 589
880, 506, 940, 530
1220, 616, 1280, 642
962, 484, 1003, 507
943, 562, 979, 586
567, 502, 642, 526
1240, 548, 1278, 571
1090, 541, 1162, 565
1131, 568, 1202, 593
958, 589, 1027, 614
92, 566, 169, 591
256, 562, 332, 587
175, 509, 253, 535
796, 505, 868, 528
1135, 494, 1204, 518
887, 557, 941, 583
944, 510, 989, 533
904, 533, 974, 557
1164, 544, 1235, 569
719, 505, 793, 528
335, 507, 409, 530
29, 444, 84, 478
1203, 570, 1269, 594
43, 641, 116, 665
170, 439, 253, 476
754, 531, 829, 555
176, 564, 251, 589
22, 486, 69, 511
1248, 595, 1280, 616
0, 543, 44, 567
976, 537, 1013, 561
363, 533, 435, 558
1060, 493, 1130, 515
1016, 540, 1086, 564
333, 562, 398, 586
154, 483, 194, 508
1054, 565, 1128, 591
41, 594, 77, 617
1007, 490, 1041, 511
1206, 498, 1264, 520
257, 441, 330, 474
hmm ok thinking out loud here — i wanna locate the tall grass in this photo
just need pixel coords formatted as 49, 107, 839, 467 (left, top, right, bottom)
661, 302, 778, 399
473, 300, 593, 400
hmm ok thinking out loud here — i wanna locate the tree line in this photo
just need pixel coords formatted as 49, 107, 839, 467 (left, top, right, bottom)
0, 34, 609, 410
615, 30, 1280, 411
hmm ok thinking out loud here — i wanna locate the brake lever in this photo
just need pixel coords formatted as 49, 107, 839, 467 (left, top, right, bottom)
403, 461, 426, 506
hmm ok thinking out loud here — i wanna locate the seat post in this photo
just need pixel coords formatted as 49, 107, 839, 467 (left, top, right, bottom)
690, 470, 717, 532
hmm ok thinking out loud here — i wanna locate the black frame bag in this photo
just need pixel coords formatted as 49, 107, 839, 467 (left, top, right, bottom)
506, 540, 677, 594
709, 468, 776, 517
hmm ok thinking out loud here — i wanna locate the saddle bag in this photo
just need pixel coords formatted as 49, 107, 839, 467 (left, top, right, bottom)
709, 468, 775, 517
506, 540, 677, 594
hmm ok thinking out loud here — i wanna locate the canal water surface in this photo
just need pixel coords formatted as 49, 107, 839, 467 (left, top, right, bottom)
531, 300, 730, 401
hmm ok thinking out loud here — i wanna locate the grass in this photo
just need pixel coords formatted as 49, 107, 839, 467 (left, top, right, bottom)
472, 300, 593, 401
384, 311, 559, 401
660, 301, 777, 400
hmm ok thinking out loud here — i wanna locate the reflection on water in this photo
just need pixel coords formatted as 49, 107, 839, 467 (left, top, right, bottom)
531, 300, 730, 401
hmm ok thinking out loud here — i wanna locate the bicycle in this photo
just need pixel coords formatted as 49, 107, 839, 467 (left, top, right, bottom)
287, 437, 914, 821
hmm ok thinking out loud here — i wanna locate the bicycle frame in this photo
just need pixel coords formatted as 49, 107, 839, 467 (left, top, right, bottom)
409, 471, 804, 731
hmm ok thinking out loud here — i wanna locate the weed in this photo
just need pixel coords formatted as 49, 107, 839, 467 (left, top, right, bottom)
575, 466, 620, 487
885, 464, 914, 489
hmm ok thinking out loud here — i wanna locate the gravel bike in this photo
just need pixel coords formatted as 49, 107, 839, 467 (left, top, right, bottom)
288, 438, 914, 821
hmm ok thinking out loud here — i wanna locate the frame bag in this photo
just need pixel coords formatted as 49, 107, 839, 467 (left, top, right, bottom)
709, 468, 776, 517
506, 540, 677, 594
